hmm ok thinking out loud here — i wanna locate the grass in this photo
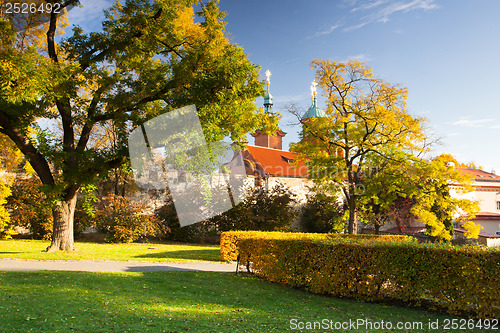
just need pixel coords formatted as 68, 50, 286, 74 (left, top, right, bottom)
0, 270, 486, 333
0, 239, 221, 262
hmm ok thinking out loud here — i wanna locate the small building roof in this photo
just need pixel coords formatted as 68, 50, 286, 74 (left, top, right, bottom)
471, 212, 500, 220
244, 145, 308, 178
456, 167, 500, 182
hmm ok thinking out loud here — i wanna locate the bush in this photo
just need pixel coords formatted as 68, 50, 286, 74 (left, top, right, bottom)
220, 230, 412, 262
94, 195, 163, 243
7, 175, 53, 240
213, 182, 296, 232
300, 192, 344, 233
234, 232, 500, 319
155, 182, 297, 243
154, 198, 207, 243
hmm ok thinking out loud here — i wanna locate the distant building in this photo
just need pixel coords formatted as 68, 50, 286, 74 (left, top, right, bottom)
451, 168, 500, 246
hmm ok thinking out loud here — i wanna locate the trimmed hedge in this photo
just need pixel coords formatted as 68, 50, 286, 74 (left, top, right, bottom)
220, 230, 413, 262
234, 233, 500, 319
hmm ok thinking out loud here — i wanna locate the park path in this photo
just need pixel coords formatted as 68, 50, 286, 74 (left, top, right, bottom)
0, 258, 237, 273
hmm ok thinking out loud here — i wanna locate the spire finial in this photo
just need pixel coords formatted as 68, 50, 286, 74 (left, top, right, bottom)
265, 69, 272, 94
310, 80, 318, 100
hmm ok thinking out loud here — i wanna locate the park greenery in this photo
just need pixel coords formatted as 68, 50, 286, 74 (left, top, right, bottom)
0, 0, 484, 247
0, 1, 497, 331
0, 0, 277, 251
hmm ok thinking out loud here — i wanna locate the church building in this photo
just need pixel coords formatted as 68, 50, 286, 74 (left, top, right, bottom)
240, 70, 325, 202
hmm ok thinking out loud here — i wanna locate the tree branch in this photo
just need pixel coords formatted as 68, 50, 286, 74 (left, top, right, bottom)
0, 111, 54, 186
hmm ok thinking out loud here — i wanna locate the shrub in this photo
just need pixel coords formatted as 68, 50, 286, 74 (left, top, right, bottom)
220, 230, 412, 262
213, 182, 296, 232
7, 175, 53, 240
154, 198, 206, 243
155, 182, 297, 243
234, 232, 500, 319
94, 195, 163, 243
300, 192, 344, 233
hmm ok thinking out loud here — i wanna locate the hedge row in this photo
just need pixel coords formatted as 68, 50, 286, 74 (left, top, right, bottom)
234, 234, 500, 318
220, 230, 413, 262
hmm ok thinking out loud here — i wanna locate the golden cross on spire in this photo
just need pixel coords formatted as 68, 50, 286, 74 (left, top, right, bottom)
310, 80, 318, 99
265, 69, 271, 85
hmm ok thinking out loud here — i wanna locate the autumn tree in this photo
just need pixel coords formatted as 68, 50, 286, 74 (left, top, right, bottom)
360, 152, 480, 241
0, 0, 272, 251
434, 153, 483, 170
292, 59, 427, 234
0, 133, 26, 238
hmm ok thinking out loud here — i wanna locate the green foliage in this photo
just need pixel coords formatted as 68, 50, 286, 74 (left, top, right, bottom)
300, 190, 345, 233
155, 182, 297, 243
235, 232, 500, 318
1, 0, 275, 250
154, 196, 205, 243
213, 182, 297, 232
359, 152, 480, 241
94, 195, 163, 243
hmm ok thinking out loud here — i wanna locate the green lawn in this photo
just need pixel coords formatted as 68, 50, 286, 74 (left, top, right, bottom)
0, 270, 486, 333
0, 239, 221, 262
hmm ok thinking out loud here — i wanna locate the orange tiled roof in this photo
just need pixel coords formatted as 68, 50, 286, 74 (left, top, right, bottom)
456, 167, 500, 182
245, 145, 308, 178
472, 212, 500, 220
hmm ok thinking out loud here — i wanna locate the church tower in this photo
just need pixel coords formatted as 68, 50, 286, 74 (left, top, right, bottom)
302, 80, 326, 120
251, 70, 286, 150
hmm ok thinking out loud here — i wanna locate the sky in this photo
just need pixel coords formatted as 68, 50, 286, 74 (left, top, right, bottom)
67, 0, 500, 172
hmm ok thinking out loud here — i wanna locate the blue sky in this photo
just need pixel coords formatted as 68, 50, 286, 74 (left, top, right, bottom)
68, 0, 500, 172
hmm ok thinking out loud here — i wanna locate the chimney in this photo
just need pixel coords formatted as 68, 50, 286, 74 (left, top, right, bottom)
251, 129, 286, 150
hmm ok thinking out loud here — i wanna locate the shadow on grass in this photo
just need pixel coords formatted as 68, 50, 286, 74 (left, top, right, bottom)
134, 249, 221, 262
0, 270, 480, 333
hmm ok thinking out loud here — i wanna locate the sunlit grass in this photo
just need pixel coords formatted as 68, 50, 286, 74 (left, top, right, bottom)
0, 271, 480, 333
0, 239, 221, 262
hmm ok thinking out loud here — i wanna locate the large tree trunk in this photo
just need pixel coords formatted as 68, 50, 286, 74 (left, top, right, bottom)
46, 194, 77, 252
347, 195, 357, 234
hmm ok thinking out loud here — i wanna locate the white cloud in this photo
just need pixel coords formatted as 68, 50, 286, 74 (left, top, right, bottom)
344, 0, 439, 31
338, 53, 373, 63
307, 24, 340, 39
450, 117, 496, 127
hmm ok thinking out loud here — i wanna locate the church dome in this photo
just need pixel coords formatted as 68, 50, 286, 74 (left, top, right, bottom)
302, 96, 326, 119
264, 92, 273, 105
302, 80, 326, 120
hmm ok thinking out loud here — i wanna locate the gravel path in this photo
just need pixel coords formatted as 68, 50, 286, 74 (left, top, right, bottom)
0, 258, 237, 273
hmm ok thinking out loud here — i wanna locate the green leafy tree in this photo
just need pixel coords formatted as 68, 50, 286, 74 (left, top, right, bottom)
0, 0, 273, 251
360, 153, 480, 241
291, 59, 427, 234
